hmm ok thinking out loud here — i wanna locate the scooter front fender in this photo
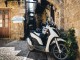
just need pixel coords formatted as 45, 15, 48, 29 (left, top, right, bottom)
51, 38, 66, 45
45, 37, 66, 52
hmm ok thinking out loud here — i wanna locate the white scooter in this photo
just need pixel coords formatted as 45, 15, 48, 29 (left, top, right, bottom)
26, 20, 68, 60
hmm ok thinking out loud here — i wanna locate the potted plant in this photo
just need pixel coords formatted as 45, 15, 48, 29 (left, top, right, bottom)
59, 28, 78, 60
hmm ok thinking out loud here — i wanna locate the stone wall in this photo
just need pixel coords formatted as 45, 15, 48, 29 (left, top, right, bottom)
0, 0, 25, 40
47, 0, 80, 52
47, 0, 80, 59
9, 1, 24, 40
64, 0, 80, 53
47, 0, 64, 29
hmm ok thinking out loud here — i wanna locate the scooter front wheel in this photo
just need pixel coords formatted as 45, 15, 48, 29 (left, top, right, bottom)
51, 44, 68, 60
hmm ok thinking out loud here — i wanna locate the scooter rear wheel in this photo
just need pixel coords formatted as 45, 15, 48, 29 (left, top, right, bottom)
51, 44, 68, 60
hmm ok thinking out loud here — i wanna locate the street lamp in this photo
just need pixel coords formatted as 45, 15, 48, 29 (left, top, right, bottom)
27, 0, 37, 16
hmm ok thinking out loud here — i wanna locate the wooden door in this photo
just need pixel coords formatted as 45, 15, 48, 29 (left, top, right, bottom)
0, 10, 9, 38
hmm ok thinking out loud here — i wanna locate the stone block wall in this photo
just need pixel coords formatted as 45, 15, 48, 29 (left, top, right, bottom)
47, 0, 64, 29
46, 0, 80, 59
64, 0, 80, 52
47, 0, 80, 53
0, 0, 25, 40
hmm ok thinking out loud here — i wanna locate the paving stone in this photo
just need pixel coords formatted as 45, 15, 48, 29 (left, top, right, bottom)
28, 50, 47, 60
0, 40, 55, 60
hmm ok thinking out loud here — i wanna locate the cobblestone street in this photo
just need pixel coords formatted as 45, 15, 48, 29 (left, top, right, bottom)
0, 40, 55, 60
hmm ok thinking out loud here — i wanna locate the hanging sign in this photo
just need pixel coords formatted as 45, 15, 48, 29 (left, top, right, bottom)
12, 16, 25, 23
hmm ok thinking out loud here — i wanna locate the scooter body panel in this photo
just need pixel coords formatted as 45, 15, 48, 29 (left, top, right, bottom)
45, 25, 59, 52
30, 33, 43, 45
45, 26, 66, 52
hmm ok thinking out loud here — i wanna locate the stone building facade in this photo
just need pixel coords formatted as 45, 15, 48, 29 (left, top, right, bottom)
0, 0, 25, 40
0, 0, 80, 53
64, 0, 80, 53
46, 0, 80, 55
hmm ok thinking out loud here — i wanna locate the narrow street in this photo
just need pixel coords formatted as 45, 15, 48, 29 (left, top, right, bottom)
0, 40, 55, 60
0, 0, 80, 60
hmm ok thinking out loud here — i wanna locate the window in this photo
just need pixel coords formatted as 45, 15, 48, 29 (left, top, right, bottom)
0, 11, 2, 27
4, 10, 9, 27
0, 10, 9, 27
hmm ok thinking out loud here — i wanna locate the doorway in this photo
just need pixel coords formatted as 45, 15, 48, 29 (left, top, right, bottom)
0, 10, 10, 38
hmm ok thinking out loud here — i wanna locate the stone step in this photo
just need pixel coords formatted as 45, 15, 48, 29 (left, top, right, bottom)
0, 49, 21, 56
0, 54, 34, 60
0, 41, 34, 60
0, 47, 15, 51
0, 47, 34, 60
0, 47, 22, 56
0, 54, 25, 60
